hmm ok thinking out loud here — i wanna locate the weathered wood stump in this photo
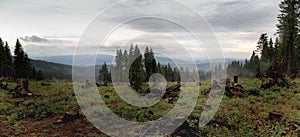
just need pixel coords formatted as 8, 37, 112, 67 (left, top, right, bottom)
163, 84, 181, 99
62, 111, 83, 123
96, 82, 108, 87
234, 75, 238, 84
171, 121, 201, 137
168, 97, 175, 104
225, 78, 245, 98
233, 84, 243, 92
269, 111, 283, 121
104, 95, 110, 98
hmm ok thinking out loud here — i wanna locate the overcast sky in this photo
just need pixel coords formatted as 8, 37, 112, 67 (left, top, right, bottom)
0, 0, 279, 59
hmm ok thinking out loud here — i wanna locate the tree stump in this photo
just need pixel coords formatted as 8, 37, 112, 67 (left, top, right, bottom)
62, 111, 82, 123
269, 112, 283, 121
171, 121, 201, 137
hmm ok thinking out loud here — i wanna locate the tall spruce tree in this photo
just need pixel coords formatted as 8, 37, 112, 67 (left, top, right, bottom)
277, 0, 300, 76
129, 45, 145, 91
122, 50, 129, 82
150, 48, 157, 77
297, 35, 300, 76
157, 62, 162, 75
14, 39, 32, 79
0, 38, 5, 77
269, 38, 276, 63
257, 33, 272, 75
113, 49, 123, 82
144, 47, 157, 81
166, 63, 173, 81
144, 47, 151, 81
173, 67, 180, 81
246, 51, 261, 78
4, 42, 13, 77
128, 43, 134, 82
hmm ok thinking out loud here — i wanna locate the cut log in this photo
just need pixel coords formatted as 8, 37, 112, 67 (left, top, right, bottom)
163, 92, 178, 99
233, 84, 243, 92
54, 119, 63, 124
163, 84, 181, 99
41, 83, 51, 86
166, 85, 181, 92
269, 112, 283, 121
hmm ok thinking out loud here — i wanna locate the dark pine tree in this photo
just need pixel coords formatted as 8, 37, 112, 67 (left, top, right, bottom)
3, 42, 13, 77
129, 45, 145, 91
0, 38, 5, 77
144, 47, 157, 81
122, 50, 129, 82
128, 43, 134, 82
99, 62, 110, 85
166, 63, 173, 82
257, 33, 272, 75
277, 0, 300, 76
14, 39, 32, 79
113, 49, 123, 82
35, 70, 45, 80
244, 51, 261, 78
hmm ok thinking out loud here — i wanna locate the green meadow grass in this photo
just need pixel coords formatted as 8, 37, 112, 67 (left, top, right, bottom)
0, 78, 299, 136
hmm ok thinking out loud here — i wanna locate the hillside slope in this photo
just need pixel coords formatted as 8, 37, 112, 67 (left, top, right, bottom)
31, 60, 73, 80
31, 60, 102, 80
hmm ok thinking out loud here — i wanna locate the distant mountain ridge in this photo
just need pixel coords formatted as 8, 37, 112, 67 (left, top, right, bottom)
31, 59, 106, 80
32, 54, 114, 66
33, 54, 244, 67
31, 60, 73, 80
31, 55, 244, 80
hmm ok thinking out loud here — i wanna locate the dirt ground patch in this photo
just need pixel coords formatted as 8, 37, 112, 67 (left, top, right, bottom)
0, 116, 106, 137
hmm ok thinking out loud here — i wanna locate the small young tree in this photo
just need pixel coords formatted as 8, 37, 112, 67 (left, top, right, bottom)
36, 70, 45, 80
99, 62, 110, 85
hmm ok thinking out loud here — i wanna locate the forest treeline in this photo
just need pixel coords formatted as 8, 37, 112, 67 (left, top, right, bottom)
0, 38, 44, 80
99, 44, 185, 90
223, 0, 300, 78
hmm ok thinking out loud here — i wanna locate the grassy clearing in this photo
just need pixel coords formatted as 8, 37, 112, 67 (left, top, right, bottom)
198, 78, 300, 136
0, 78, 299, 136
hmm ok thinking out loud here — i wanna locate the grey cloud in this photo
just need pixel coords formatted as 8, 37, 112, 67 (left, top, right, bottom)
20, 35, 49, 43
125, 18, 187, 33
20, 35, 77, 44
198, 0, 278, 32
98, 0, 211, 33
0, 0, 280, 59
79, 0, 274, 53
99, 0, 278, 34
221, 0, 252, 7
19, 35, 79, 56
